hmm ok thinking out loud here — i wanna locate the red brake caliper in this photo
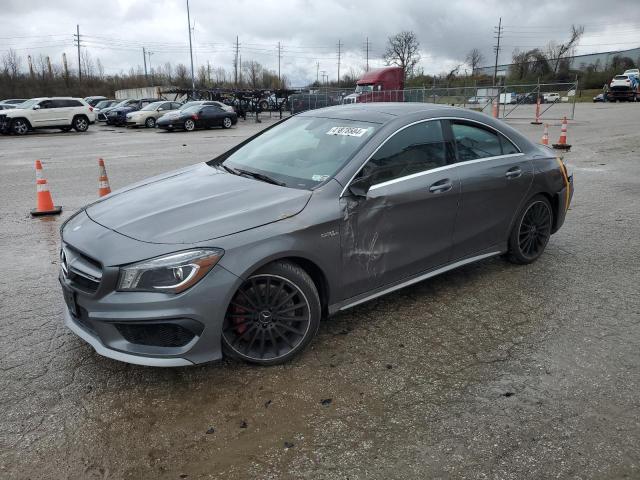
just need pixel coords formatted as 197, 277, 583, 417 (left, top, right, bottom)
232, 303, 248, 335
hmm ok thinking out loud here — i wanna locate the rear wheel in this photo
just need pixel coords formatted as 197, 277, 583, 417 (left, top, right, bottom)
506, 195, 553, 264
11, 119, 29, 135
145, 117, 156, 128
222, 261, 321, 365
72, 115, 89, 132
184, 119, 195, 131
222, 117, 232, 129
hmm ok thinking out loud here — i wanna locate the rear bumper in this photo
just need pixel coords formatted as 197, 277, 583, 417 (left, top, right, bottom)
553, 174, 573, 233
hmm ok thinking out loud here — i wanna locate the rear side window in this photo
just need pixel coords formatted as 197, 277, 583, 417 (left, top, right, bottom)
451, 122, 503, 161
361, 120, 450, 185
171, 102, 182, 110
500, 134, 520, 155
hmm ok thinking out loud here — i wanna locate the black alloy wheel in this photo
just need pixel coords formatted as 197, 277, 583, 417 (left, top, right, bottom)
222, 261, 320, 365
145, 117, 156, 128
507, 195, 553, 264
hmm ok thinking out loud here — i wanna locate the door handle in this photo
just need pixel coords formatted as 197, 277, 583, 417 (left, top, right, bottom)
429, 179, 453, 193
505, 167, 522, 179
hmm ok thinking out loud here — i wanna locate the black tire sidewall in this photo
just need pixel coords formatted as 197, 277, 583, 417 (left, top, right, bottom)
222, 260, 321, 366
146, 117, 156, 128
507, 194, 554, 264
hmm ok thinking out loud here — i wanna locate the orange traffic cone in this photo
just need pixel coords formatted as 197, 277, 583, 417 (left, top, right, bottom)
552, 116, 571, 151
98, 158, 111, 197
31, 160, 62, 216
541, 123, 549, 145
531, 96, 542, 124
492, 97, 499, 118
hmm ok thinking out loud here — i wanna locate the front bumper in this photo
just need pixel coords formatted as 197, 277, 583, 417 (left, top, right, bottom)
61, 261, 241, 366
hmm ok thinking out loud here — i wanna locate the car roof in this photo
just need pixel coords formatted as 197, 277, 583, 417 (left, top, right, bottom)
298, 102, 462, 124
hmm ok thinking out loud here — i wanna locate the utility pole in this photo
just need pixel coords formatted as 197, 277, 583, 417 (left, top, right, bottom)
277, 41, 282, 88
316, 61, 319, 84
337, 39, 342, 86
493, 17, 502, 85
186, 0, 195, 91
143, 47, 148, 80
147, 50, 154, 76
234, 36, 239, 86
74, 24, 82, 81
364, 37, 370, 71
320, 70, 327, 87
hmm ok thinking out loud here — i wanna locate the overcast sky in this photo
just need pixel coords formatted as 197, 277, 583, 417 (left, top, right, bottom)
2, 0, 640, 86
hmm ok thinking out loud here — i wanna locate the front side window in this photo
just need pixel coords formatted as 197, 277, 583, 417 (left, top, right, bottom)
218, 116, 378, 189
359, 120, 450, 186
451, 122, 503, 161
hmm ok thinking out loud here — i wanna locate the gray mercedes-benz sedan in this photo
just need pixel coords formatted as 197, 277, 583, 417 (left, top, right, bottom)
59, 103, 573, 367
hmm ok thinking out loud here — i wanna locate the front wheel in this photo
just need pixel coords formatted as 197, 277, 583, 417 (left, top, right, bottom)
184, 119, 195, 131
506, 195, 553, 264
222, 261, 321, 365
11, 119, 29, 135
222, 117, 232, 129
72, 116, 89, 132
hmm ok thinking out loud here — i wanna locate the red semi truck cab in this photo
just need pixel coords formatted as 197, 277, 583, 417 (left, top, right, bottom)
343, 67, 405, 104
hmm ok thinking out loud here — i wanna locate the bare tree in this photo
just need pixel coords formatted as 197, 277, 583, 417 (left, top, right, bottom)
175, 63, 189, 87
2, 49, 22, 78
546, 25, 584, 74
465, 48, 485, 74
383, 31, 421, 79
81, 50, 95, 78
242, 60, 262, 89
213, 66, 226, 84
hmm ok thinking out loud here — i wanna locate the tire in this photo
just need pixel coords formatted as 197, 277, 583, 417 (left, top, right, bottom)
222, 260, 321, 365
259, 100, 269, 111
72, 115, 89, 132
222, 117, 232, 129
145, 117, 156, 128
11, 118, 29, 135
184, 119, 195, 131
506, 195, 553, 265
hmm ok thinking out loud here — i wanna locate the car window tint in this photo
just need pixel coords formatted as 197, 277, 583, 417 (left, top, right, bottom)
171, 102, 182, 110
451, 122, 502, 161
160, 102, 172, 110
500, 134, 520, 154
361, 120, 449, 185
40, 100, 54, 109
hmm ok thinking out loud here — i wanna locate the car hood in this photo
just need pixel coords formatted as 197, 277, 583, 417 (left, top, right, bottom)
85, 163, 312, 244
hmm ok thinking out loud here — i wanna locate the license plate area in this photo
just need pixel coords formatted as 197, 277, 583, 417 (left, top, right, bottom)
62, 284, 78, 317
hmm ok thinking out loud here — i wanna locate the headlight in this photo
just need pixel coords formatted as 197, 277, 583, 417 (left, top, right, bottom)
117, 249, 224, 293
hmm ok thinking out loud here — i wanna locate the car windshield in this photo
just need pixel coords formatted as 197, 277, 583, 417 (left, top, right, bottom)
218, 116, 379, 189
113, 99, 132, 107
614, 75, 628, 80
182, 105, 201, 114
355, 85, 374, 93
141, 101, 164, 111
94, 100, 112, 109
15, 99, 39, 109
180, 101, 203, 110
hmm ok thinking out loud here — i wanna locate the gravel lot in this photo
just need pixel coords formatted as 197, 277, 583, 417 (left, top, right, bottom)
1, 104, 639, 479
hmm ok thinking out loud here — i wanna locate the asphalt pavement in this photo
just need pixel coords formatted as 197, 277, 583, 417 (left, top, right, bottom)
0, 104, 639, 479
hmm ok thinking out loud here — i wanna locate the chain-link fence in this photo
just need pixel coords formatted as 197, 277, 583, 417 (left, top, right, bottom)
290, 81, 579, 120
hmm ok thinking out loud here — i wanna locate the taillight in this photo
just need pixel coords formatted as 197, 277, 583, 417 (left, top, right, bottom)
191, 115, 199, 120
89, 106, 94, 111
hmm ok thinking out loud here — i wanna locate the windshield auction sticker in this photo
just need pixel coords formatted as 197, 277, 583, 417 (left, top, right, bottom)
326, 126, 368, 137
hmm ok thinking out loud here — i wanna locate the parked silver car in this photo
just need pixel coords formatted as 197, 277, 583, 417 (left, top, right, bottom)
60, 103, 573, 367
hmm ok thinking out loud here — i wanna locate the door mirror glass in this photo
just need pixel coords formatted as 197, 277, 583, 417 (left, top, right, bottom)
157, 108, 164, 111
348, 176, 372, 197
33, 104, 41, 110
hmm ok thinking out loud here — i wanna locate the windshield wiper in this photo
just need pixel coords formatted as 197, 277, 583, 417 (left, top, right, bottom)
235, 168, 286, 187
220, 164, 238, 175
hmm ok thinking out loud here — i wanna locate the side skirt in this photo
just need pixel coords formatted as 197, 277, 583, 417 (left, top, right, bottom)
329, 250, 502, 314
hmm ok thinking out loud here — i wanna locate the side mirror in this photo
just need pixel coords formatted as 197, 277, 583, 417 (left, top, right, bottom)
348, 176, 372, 197
33, 104, 41, 110
157, 108, 164, 111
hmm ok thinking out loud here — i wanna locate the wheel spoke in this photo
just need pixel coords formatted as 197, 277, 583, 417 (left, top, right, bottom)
268, 281, 285, 308
275, 302, 308, 315
273, 289, 298, 311
273, 326, 294, 348
268, 329, 279, 356
258, 330, 266, 358
232, 324, 257, 346
276, 322, 304, 336
238, 289, 259, 310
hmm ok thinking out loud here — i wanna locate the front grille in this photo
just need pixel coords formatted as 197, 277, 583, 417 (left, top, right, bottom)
115, 323, 196, 348
61, 245, 102, 293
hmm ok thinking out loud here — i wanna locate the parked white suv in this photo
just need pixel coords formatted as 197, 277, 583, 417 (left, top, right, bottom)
0, 97, 95, 135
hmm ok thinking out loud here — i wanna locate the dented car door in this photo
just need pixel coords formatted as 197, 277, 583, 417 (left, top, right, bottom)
339, 119, 460, 298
